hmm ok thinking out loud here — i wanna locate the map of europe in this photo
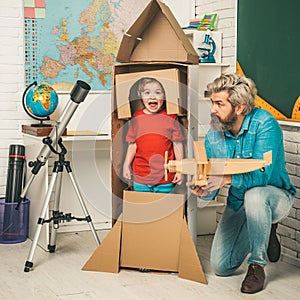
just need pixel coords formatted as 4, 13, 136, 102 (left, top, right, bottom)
24, 0, 150, 91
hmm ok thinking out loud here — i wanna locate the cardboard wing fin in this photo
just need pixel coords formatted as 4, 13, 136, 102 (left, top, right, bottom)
81, 216, 122, 273
178, 216, 207, 284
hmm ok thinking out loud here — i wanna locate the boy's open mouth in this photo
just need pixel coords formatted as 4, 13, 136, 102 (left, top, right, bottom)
148, 100, 158, 109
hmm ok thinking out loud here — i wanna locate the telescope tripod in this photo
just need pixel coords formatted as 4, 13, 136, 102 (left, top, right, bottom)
24, 137, 100, 272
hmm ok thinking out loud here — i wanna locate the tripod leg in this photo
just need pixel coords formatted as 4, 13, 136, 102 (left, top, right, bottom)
65, 163, 100, 245
24, 171, 59, 272
48, 171, 63, 253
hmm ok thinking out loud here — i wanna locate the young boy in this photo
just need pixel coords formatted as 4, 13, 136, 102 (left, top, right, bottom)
123, 77, 184, 193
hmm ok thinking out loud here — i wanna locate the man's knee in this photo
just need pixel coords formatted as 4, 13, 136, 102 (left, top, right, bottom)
210, 257, 235, 277
244, 187, 267, 210
211, 261, 234, 277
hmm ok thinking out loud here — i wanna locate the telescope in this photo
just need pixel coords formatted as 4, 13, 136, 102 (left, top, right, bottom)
17, 80, 91, 209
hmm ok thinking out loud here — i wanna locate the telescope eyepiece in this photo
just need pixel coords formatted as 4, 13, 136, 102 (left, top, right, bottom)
70, 80, 91, 103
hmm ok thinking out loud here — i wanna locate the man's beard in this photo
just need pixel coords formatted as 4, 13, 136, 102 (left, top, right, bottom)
210, 111, 237, 132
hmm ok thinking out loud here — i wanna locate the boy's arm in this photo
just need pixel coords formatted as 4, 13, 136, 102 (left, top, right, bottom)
173, 141, 184, 160
123, 142, 137, 180
172, 141, 184, 184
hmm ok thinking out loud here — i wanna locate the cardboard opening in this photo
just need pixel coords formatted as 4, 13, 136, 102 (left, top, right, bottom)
113, 63, 188, 120
115, 68, 180, 119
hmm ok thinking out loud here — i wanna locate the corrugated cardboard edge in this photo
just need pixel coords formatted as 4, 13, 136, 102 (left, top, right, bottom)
178, 216, 207, 284
116, 0, 198, 64
81, 216, 122, 273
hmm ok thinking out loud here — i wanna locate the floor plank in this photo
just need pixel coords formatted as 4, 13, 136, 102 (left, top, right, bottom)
0, 231, 299, 299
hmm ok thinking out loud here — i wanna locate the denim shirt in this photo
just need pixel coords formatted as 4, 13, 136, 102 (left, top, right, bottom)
201, 107, 296, 211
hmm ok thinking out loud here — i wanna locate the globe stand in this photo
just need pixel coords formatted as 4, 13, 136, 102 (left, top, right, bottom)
30, 119, 52, 127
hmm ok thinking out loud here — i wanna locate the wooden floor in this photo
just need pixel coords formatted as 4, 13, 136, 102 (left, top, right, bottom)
0, 230, 299, 300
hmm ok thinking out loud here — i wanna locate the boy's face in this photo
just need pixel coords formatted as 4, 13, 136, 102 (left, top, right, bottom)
141, 82, 164, 113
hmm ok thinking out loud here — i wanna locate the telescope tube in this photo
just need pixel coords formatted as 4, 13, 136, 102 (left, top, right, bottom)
5, 144, 26, 203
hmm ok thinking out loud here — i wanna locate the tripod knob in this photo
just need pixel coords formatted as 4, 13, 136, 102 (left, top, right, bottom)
28, 161, 35, 167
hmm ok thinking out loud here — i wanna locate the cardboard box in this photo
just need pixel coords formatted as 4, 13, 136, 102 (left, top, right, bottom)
111, 62, 190, 220
115, 68, 181, 119
82, 191, 207, 284
116, 0, 199, 64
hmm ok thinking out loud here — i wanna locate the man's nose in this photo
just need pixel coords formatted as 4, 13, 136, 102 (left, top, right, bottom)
211, 103, 217, 113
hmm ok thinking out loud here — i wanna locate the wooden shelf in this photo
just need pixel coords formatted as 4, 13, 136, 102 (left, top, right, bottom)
22, 132, 111, 142
198, 63, 229, 67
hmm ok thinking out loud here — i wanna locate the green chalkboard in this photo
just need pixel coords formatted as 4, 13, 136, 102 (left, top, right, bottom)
237, 0, 300, 119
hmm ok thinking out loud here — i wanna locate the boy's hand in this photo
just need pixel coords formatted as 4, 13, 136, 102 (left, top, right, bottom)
123, 164, 132, 180
172, 173, 183, 185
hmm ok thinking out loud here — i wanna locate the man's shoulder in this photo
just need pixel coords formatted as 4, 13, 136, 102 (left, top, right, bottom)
248, 107, 280, 130
251, 107, 274, 120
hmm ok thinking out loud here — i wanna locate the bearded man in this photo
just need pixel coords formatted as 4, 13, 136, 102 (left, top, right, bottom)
188, 73, 296, 294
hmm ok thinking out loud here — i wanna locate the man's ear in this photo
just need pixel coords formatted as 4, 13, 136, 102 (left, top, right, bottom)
236, 104, 246, 115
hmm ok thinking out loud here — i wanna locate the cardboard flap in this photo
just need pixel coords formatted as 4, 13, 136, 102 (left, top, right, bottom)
125, 0, 157, 38
81, 216, 122, 273
178, 216, 207, 284
116, 0, 198, 64
116, 35, 139, 65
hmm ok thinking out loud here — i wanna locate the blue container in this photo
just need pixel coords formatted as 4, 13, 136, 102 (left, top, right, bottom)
0, 197, 30, 244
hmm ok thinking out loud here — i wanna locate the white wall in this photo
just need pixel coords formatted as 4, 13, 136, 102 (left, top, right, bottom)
162, 0, 192, 27
0, 0, 26, 195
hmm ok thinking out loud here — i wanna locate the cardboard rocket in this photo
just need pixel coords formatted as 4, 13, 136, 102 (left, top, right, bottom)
82, 0, 206, 284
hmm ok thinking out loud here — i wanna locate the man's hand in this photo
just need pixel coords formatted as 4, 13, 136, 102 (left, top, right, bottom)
186, 174, 232, 196
201, 175, 232, 192
186, 179, 208, 197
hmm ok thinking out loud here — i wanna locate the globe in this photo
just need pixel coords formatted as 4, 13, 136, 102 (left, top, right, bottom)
22, 82, 58, 126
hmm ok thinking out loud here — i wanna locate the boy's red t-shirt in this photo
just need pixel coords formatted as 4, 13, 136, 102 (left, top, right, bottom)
126, 109, 184, 185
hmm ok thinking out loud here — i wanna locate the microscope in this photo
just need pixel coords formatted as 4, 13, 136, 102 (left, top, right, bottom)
198, 30, 216, 63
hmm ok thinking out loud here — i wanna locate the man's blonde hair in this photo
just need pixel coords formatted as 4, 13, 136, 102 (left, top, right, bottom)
207, 73, 257, 115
